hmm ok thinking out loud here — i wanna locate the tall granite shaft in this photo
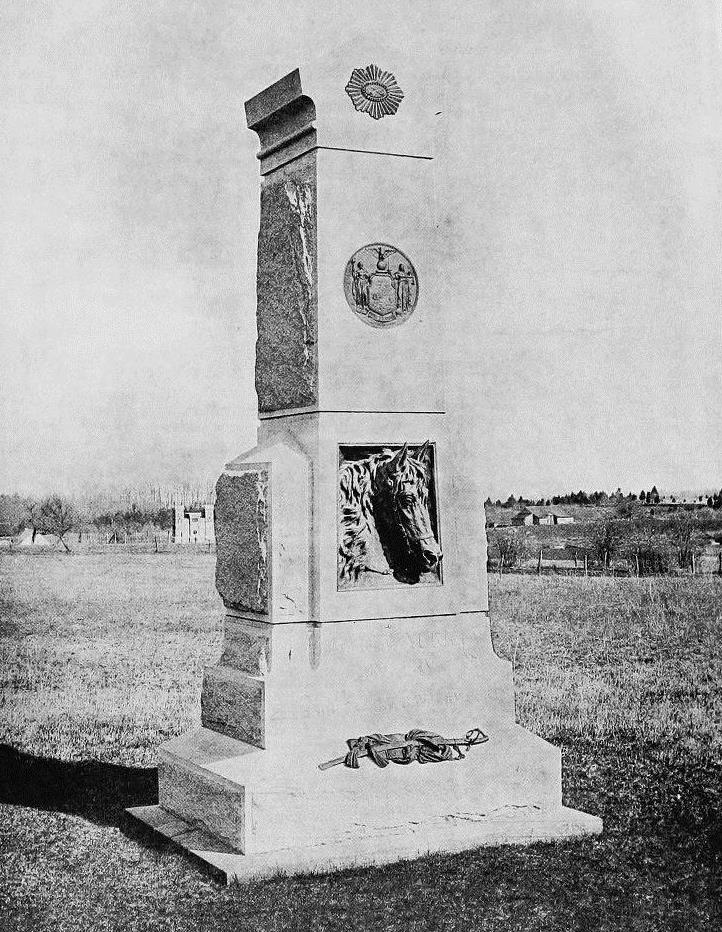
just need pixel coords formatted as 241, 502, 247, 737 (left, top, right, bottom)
128, 58, 601, 881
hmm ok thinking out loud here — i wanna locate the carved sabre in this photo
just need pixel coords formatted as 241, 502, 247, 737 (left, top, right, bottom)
318, 727, 489, 771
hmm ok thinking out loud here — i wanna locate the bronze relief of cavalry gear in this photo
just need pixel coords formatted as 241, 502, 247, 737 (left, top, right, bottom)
318, 728, 489, 772
343, 242, 419, 328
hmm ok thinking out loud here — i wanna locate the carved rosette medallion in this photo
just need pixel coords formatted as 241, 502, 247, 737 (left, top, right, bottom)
345, 65, 404, 120
343, 243, 419, 328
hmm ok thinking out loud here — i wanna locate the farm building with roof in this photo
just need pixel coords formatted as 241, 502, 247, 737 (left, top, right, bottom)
511, 507, 574, 526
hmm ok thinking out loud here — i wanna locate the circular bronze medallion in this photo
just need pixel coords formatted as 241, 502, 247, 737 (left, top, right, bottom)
343, 243, 419, 328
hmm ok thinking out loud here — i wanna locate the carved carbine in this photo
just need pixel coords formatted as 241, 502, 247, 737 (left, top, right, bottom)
318, 728, 489, 771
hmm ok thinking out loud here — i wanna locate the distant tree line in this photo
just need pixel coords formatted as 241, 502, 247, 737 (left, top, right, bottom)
485, 486, 722, 509
92, 504, 174, 537
0, 494, 80, 551
488, 510, 721, 577
0, 493, 175, 550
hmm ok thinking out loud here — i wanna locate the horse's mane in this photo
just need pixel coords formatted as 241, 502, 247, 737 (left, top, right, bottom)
338, 449, 430, 581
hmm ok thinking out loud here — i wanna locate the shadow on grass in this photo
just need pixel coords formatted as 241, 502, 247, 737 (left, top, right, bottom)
0, 743, 157, 826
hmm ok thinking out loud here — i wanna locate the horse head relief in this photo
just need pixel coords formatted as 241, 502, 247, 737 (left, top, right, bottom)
338, 442, 442, 587
372, 441, 442, 575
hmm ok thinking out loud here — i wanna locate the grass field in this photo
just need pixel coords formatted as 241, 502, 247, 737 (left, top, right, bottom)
0, 553, 719, 931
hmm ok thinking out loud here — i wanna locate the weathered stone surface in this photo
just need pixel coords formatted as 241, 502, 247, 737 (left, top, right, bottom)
245, 69, 318, 176
215, 470, 269, 614
256, 151, 317, 413
220, 617, 272, 675
128, 803, 602, 883
158, 756, 246, 852
201, 666, 265, 748
216, 612, 516, 752
140, 716, 600, 870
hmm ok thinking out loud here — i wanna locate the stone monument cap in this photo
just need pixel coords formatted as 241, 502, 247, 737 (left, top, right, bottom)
245, 42, 444, 174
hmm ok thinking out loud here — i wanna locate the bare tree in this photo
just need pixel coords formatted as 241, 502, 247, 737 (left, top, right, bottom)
23, 498, 45, 543
621, 519, 674, 576
666, 512, 706, 571
0, 494, 30, 536
39, 495, 78, 552
488, 530, 528, 572
587, 519, 624, 571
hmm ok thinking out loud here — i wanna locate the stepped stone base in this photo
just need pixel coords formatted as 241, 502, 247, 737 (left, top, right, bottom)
127, 801, 602, 884
152, 723, 568, 854
126, 612, 602, 877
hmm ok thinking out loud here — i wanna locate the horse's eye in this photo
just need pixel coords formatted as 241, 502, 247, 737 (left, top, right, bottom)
386, 479, 394, 488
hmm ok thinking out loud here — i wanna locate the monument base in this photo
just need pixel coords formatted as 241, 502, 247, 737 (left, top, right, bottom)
127, 801, 601, 883
126, 611, 601, 876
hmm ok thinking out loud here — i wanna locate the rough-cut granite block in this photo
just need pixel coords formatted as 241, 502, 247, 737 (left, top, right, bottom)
220, 617, 272, 676
158, 756, 246, 852
215, 470, 269, 614
256, 151, 317, 413
201, 666, 265, 748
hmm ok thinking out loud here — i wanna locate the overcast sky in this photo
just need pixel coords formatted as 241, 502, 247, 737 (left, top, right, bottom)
1, 0, 720, 499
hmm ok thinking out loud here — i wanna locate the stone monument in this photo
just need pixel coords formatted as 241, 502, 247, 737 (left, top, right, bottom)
128, 54, 601, 881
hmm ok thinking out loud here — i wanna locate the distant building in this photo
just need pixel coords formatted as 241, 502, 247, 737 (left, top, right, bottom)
174, 503, 214, 544
657, 497, 708, 511
512, 508, 539, 526
511, 506, 574, 526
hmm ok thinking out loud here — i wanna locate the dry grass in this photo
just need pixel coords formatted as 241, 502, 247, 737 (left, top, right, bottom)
0, 553, 720, 932
489, 575, 721, 751
0, 552, 221, 766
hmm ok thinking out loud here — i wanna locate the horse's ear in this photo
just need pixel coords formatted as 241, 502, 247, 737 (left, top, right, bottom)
388, 442, 408, 472
416, 440, 430, 462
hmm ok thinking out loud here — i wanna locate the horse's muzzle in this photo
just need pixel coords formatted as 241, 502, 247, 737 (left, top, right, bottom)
419, 540, 442, 570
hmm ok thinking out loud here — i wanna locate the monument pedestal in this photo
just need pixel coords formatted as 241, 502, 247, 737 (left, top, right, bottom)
129, 613, 600, 883
127, 58, 601, 878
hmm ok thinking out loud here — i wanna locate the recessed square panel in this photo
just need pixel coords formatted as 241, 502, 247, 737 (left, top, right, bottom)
337, 443, 442, 591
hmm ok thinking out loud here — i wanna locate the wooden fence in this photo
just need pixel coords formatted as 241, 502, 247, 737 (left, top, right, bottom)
489, 548, 722, 578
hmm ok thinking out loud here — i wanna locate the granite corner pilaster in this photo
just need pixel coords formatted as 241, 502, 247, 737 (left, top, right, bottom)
256, 151, 318, 414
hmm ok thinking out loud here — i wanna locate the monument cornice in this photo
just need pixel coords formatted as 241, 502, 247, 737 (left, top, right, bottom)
246, 67, 436, 175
